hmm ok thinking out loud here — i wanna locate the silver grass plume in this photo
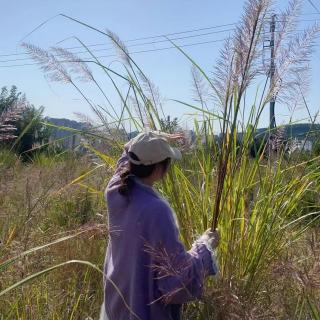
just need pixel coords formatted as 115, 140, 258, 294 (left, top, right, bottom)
22, 43, 109, 127
232, 0, 272, 89
106, 30, 164, 126
269, 22, 320, 106
21, 43, 72, 83
137, 70, 163, 116
50, 47, 94, 82
129, 95, 147, 127
212, 0, 272, 108
50, 46, 120, 123
212, 37, 235, 107
106, 29, 131, 65
274, 0, 302, 56
191, 65, 209, 109
106, 30, 162, 113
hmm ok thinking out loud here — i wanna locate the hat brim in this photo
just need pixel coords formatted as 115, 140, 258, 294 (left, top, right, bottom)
169, 147, 182, 161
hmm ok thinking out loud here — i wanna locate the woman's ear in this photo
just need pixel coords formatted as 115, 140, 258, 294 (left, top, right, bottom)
154, 164, 165, 180
160, 163, 169, 178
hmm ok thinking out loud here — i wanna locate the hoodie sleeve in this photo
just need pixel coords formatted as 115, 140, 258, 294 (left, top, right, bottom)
143, 199, 217, 305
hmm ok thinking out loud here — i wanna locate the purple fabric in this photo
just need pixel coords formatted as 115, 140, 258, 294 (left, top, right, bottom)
102, 151, 217, 320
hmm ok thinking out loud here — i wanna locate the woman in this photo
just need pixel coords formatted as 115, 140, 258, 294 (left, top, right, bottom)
100, 131, 219, 320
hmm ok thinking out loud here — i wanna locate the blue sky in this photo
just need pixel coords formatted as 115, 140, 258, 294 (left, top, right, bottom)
1, 0, 319, 130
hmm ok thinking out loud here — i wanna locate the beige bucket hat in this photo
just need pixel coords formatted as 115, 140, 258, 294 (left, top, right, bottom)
126, 131, 182, 165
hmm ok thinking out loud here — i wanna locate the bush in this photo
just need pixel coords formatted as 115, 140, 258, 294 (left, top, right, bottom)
0, 148, 19, 170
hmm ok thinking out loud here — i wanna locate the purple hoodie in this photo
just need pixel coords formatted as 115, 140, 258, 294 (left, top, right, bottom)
102, 150, 217, 320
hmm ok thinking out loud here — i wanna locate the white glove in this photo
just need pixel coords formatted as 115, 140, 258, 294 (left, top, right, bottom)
193, 228, 220, 276
196, 228, 220, 250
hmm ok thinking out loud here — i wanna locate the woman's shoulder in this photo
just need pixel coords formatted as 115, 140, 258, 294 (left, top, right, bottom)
140, 197, 176, 226
142, 195, 171, 210
138, 197, 180, 245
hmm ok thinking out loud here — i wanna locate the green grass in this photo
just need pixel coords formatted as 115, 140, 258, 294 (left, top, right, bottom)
0, 149, 319, 319
0, 154, 107, 319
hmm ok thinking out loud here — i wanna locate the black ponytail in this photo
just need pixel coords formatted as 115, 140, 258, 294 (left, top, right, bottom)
118, 170, 135, 196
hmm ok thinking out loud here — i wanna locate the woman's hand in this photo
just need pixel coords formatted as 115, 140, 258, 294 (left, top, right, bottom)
204, 229, 220, 249
195, 228, 220, 251
157, 131, 185, 142
152, 130, 190, 152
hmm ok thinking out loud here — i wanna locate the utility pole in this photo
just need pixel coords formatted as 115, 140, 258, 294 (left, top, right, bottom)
269, 14, 276, 129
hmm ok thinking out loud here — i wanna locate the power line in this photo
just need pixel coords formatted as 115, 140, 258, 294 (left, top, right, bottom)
0, 38, 226, 69
66, 23, 237, 48
0, 28, 234, 64
0, 22, 237, 58
1, 20, 317, 64
0, 27, 309, 65
1, 17, 319, 60
275, 18, 320, 23
300, 12, 320, 15
0, 16, 318, 66
0, 28, 316, 67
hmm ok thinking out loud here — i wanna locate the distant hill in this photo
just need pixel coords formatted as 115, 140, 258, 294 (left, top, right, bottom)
46, 118, 89, 137
255, 123, 320, 140
45, 117, 90, 149
45, 118, 320, 150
